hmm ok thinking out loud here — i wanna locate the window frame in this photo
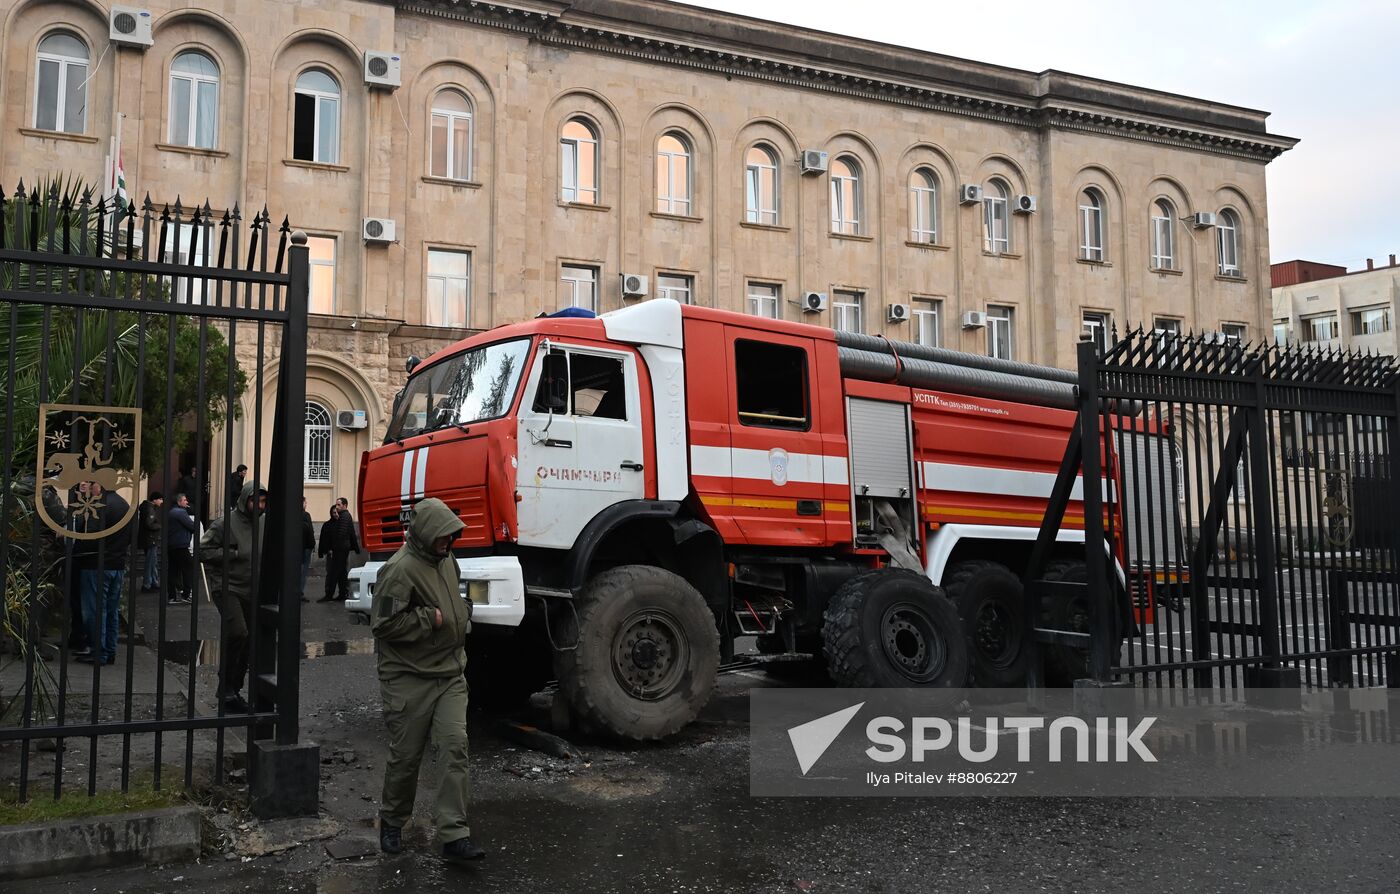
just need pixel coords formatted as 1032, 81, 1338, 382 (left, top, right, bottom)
1151, 199, 1176, 270
307, 235, 337, 315
735, 338, 811, 431
559, 263, 599, 312
429, 88, 473, 181
909, 168, 938, 244
1302, 313, 1339, 343
987, 304, 1015, 360
426, 247, 471, 328
168, 50, 220, 149
304, 401, 333, 484
33, 31, 89, 134
1221, 322, 1247, 344
830, 156, 863, 236
746, 281, 781, 319
1351, 305, 1392, 337
656, 272, 693, 304
912, 298, 941, 347
744, 144, 780, 226
1079, 188, 1105, 262
1216, 208, 1241, 276
162, 220, 215, 304
293, 68, 341, 164
832, 289, 863, 334
560, 117, 600, 205
1082, 310, 1111, 353
655, 131, 693, 216
984, 180, 1010, 254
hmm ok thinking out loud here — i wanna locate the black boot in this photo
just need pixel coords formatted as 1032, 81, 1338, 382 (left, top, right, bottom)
441, 837, 485, 863
380, 824, 402, 855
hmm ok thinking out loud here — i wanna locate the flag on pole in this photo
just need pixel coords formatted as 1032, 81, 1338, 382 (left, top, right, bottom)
114, 154, 128, 207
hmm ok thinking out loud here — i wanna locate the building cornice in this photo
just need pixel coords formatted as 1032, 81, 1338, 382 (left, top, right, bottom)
399, 0, 1297, 162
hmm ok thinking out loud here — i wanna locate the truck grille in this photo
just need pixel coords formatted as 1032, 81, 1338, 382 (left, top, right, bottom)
369, 489, 492, 549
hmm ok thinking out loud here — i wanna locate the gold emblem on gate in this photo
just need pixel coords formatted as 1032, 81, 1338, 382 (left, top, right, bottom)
36, 404, 142, 540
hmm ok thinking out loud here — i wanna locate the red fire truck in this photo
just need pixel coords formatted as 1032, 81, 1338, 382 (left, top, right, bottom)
349, 300, 1166, 739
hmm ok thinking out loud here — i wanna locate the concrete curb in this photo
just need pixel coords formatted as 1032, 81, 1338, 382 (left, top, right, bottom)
0, 805, 203, 880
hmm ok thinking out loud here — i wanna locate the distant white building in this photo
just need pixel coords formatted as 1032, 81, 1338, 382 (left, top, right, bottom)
1272, 256, 1400, 355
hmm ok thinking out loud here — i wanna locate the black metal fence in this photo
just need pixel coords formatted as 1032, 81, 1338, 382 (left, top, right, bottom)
0, 184, 309, 802
1029, 329, 1400, 691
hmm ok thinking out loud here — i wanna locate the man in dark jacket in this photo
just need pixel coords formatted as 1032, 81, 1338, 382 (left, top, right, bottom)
72, 482, 133, 665
227, 464, 247, 510
318, 502, 360, 602
370, 497, 480, 863
200, 480, 265, 713
138, 492, 164, 592
300, 498, 316, 599
166, 492, 198, 605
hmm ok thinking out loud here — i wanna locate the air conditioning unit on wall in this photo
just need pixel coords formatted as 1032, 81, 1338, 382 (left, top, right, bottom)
337, 409, 368, 430
803, 291, 828, 313
958, 184, 984, 205
364, 51, 402, 89
1191, 211, 1217, 229
887, 303, 910, 323
363, 218, 396, 244
621, 273, 649, 298
1013, 194, 1037, 214
109, 6, 154, 48
799, 150, 829, 175
961, 311, 988, 329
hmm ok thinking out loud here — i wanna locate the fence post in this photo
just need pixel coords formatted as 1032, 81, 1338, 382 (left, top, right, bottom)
1243, 367, 1297, 690
1388, 379, 1400, 688
248, 230, 317, 819
1076, 339, 1114, 684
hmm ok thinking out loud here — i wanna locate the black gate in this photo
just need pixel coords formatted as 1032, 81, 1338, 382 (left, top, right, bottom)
0, 183, 310, 805
1028, 330, 1400, 690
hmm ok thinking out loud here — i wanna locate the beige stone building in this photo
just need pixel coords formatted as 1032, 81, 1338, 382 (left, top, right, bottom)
0, 0, 1296, 508
1272, 256, 1400, 355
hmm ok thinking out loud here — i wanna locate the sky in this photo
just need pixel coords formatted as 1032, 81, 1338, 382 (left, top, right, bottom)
682, 0, 1399, 271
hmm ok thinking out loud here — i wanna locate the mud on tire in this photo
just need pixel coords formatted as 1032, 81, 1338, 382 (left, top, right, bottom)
553, 565, 720, 742
822, 569, 968, 707
944, 560, 1026, 688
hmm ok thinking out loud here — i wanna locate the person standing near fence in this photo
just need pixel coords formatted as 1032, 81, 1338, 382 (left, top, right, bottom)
200, 480, 265, 713
138, 491, 163, 592
71, 481, 133, 665
301, 497, 316, 600
166, 492, 197, 605
318, 502, 359, 602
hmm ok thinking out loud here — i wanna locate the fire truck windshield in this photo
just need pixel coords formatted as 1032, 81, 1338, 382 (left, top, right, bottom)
385, 337, 531, 441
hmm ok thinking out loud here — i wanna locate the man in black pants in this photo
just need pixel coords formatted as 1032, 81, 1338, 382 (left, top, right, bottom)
318, 502, 359, 602
166, 492, 198, 605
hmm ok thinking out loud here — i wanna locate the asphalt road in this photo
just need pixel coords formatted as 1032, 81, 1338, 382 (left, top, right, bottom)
10, 594, 1400, 894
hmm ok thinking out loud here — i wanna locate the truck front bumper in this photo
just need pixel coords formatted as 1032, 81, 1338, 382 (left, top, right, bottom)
345, 555, 526, 627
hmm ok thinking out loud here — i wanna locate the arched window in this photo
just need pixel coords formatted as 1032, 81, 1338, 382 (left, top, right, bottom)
430, 89, 472, 180
1151, 199, 1176, 269
830, 156, 863, 235
744, 144, 779, 225
169, 51, 220, 149
1079, 188, 1105, 261
35, 31, 89, 134
909, 168, 938, 244
304, 401, 332, 483
293, 68, 340, 164
560, 117, 599, 204
1217, 208, 1241, 276
984, 180, 1010, 253
655, 132, 692, 215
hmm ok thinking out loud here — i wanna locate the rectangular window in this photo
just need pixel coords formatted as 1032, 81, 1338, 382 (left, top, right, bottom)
35, 55, 87, 134
1302, 314, 1339, 343
162, 221, 214, 304
746, 160, 778, 226
832, 290, 863, 334
987, 304, 1014, 360
735, 339, 808, 430
1152, 317, 1182, 336
308, 236, 336, 314
1082, 311, 1111, 353
1351, 306, 1392, 336
984, 195, 1009, 254
656, 273, 692, 304
1080, 202, 1104, 261
536, 352, 628, 420
746, 282, 780, 319
1274, 320, 1290, 346
1221, 322, 1247, 344
912, 298, 941, 347
426, 248, 471, 328
559, 264, 598, 312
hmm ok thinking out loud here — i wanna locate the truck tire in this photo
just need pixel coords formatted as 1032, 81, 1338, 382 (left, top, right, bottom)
1040, 560, 1123, 685
822, 569, 968, 704
944, 560, 1026, 688
553, 565, 720, 742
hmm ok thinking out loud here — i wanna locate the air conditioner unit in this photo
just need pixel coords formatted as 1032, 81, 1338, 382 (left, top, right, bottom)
363, 217, 396, 244
109, 6, 154, 48
887, 303, 910, 323
958, 184, 984, 205
364, 51, 402, 89
1191, 211, 1217, 229
802, 291, 828, 313
621, 273, 649, 299
1013, 194, 1037, 214
799, 150, 829, 175
336, 409, 368, 430
961, 311, 988, 329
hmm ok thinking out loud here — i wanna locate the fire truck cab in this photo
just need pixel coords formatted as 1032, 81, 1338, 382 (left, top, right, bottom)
349, 300, 1134, 739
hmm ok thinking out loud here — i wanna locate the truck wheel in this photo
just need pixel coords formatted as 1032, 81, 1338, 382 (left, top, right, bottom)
554, 565, 719, 742
822, 569, 968, 704
1040, 561, 1123, 685
945, 561, 1026, 688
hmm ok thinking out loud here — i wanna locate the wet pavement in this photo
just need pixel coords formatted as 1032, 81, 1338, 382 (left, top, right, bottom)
10, 591, 1400, 893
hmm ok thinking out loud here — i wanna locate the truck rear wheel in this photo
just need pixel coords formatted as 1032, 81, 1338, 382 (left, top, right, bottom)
944, 560, 1026, 688
1040, 560, 1123, 685
554, 565, 720, 741
822, 569, 968, 703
